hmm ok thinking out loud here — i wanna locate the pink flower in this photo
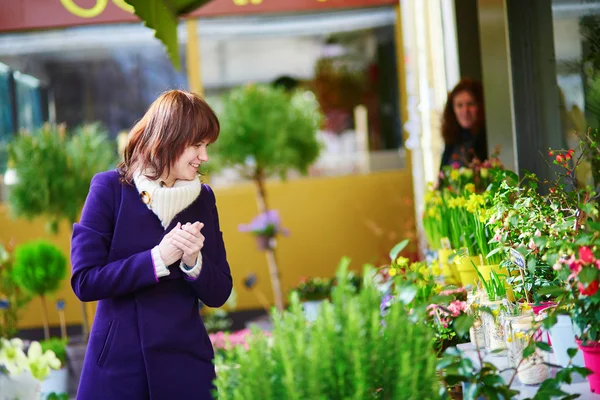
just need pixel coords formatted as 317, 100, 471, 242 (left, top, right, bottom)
579, 247, 595, 264
528, 239, 537, 250
535, 230, 542, 237
451, 162, 460, 169
447, 300, 467, 317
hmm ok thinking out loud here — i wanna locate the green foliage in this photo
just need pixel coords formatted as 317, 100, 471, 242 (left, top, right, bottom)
11, 241, 66, 297
214, 262, 439, 399
214, 84, 322, 180
40, 337, 68, 366
0, 243, 32, 338
7, 123, 116, 233
124, 0, 212, 69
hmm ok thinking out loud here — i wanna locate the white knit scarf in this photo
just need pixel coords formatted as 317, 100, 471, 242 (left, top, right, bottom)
133, 171, 202, 229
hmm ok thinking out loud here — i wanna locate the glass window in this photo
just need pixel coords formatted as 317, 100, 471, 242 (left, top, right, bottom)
552, 0, 600, 186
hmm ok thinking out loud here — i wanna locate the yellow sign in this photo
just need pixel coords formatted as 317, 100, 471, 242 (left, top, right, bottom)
60, 0, 134, 18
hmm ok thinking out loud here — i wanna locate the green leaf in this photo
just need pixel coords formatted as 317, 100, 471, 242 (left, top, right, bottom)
523, 342, 536, 359
578, 266, 599, 284
535, 341, 552, 352
567, 348, 579, 359
124, 0, 213, 69
537, 286, 565, 297
454, 315, 474, 337
389, 240, 410, 261
542, 314, 558, 330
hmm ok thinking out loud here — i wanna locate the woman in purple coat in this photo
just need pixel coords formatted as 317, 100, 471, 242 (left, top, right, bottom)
70, 90, 233, 399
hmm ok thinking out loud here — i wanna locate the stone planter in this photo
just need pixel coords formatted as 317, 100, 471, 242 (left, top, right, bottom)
302, 300, 324, 322
0, 372, 41, 400
548, 315, 585, 368
40, 368, 68, 399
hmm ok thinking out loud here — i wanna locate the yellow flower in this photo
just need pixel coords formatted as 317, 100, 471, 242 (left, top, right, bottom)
388, 268, 397, 277
465, 183, 475, 193
465, 194, 485, 213
431, 261, 442, 276
448, 196, 467, 209
450, 170, 460, 181
507, 336, 513, 343
396, 257, 409, 267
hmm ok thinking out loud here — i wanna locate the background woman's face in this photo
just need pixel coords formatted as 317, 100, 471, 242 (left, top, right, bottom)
453, 91, 479, 130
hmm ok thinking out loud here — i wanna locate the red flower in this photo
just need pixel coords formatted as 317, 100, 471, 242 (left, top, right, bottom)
578, 280, 599, 296
579, 246, 595, 264
548, 150, 554, 156
568, 149, 575, 156
556, 154, 565, 163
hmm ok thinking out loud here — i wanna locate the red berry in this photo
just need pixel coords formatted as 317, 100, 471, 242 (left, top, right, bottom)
568, 149, 575, 155
566, 154, 572, 160
556, 154, 565, 163
548, 151, 554, 156
550, 188, 556, 193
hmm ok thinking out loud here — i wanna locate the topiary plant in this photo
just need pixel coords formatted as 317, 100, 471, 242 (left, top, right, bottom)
7, 122, 116, 338
11, 240, 67, 340
214, 258, 439, 399
213, 83, 322, 311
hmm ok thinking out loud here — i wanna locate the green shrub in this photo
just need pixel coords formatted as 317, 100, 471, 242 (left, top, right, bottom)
11, 240, 67, 340
214, 259, 439, 399
40, 337, 68, 367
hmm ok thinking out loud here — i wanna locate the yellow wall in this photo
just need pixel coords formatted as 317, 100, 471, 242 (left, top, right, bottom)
0, 170, 415, 329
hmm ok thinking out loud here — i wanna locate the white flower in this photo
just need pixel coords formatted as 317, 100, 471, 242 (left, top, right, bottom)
26, 341, 61, 381
0, 339, 61, 381
0, 338, 28, 376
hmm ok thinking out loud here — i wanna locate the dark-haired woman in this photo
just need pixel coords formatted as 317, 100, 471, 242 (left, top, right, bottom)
440, 78, 488, 168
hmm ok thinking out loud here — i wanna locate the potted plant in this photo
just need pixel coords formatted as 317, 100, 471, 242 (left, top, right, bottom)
0, 338, 62, 399
11, 241, 66, 342
0, 243, 32, 339
214, 254, 440, 399
214, 83, 322, 311
290, 276, 332, 322
40, 337, 68, 399
7, 123, 116, 338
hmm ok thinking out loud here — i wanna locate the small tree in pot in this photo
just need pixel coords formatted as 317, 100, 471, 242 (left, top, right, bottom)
11, 240, 67, 341
7, 123, 116, 337
213, 84, 322, 311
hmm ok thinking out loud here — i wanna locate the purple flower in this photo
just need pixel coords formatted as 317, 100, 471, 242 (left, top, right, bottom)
238, 210, 290, 238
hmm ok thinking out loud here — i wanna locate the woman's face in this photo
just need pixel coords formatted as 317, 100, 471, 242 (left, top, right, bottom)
165, 141, 209, 185
453, 91, 479, 130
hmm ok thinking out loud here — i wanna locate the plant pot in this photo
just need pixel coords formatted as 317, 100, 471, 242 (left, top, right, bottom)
456, 256, 480, 287
505, 315, 549, 385
477, 264, 507, 281
576, 339, 600, 393
302, 300, 324, 322
439, 249, 459, 285
40, 368, 68, 399
0, 372, 41, 400
480, 299, 505, 354
548, 315, 585, 368
469, 317, 486, 349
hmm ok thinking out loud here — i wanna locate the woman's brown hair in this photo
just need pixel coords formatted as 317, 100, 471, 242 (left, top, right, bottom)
118, 89, 220, 183
441, 78, 485, 145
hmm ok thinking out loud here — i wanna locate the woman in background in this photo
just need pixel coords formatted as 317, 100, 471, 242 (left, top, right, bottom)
440, 78, 488, 168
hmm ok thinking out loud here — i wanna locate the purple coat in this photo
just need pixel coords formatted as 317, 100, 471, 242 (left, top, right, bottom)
70, 170, 232, 400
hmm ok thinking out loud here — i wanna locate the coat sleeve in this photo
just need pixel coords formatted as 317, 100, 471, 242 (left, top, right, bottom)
71, 172, 158, 302
185, 185, 233, 308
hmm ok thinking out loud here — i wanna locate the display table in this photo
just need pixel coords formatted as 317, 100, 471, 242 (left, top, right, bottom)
457, 343, 598, 399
